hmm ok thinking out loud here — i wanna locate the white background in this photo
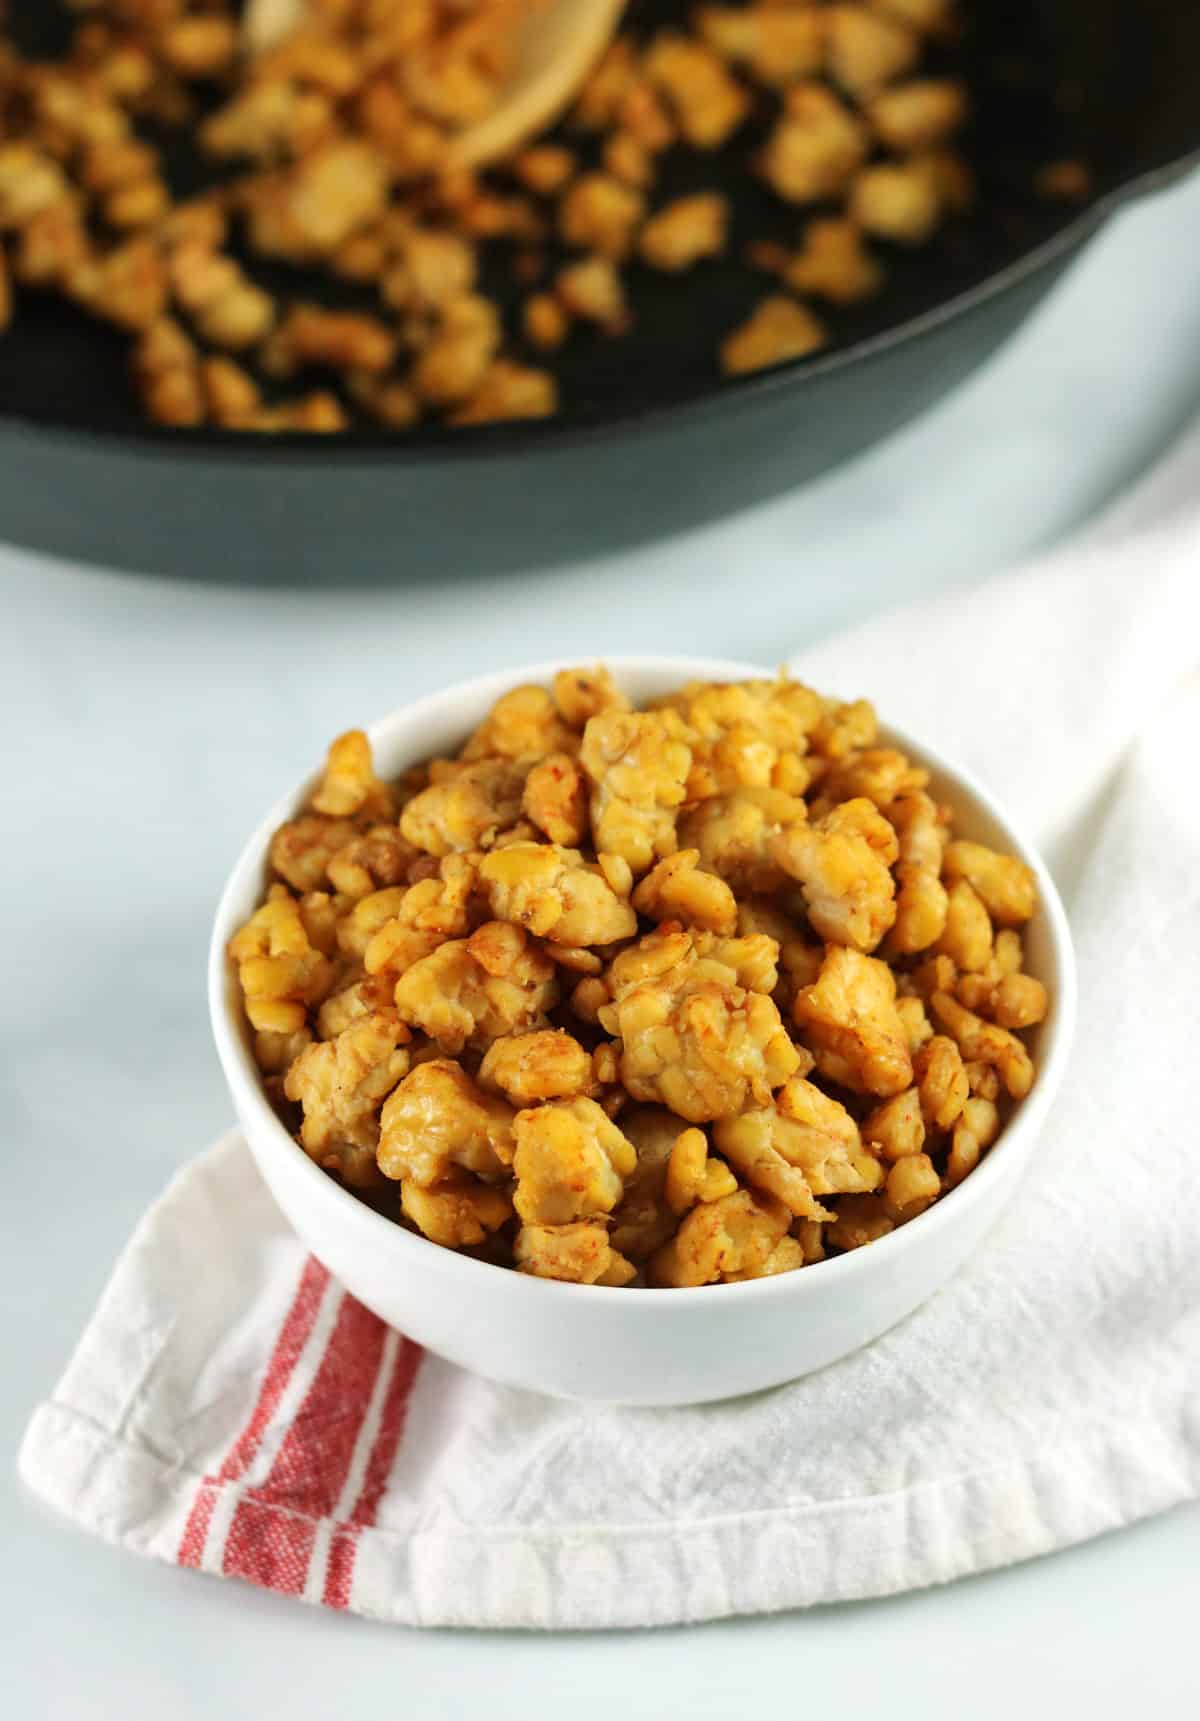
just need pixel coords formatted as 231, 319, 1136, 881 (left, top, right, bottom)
4, 169, 1199, 1716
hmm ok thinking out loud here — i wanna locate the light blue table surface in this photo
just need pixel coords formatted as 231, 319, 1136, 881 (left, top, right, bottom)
3, 166, 1198, 1718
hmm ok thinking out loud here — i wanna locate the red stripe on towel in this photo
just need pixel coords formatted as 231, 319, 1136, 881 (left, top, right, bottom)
177, 1256, 330, 1569
323, 1337, 423, 1609
222, 1292, 386, 1593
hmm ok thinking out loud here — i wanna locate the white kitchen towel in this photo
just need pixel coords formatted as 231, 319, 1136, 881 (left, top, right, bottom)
19, 427, 1200, 1630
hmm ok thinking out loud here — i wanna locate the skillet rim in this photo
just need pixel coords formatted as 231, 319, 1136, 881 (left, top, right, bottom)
2, 149, 1196, 464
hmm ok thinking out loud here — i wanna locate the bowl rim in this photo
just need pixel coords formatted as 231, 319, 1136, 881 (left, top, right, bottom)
209, 652, 1077, 1306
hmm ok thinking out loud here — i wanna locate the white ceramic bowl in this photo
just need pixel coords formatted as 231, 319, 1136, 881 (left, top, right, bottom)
210, 656, 1076, 1406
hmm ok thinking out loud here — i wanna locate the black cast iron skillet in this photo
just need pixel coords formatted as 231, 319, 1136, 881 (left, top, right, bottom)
0, 0, 1197, 583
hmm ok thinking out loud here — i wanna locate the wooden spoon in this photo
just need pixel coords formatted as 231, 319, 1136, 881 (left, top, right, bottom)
242, 0, 626, 169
